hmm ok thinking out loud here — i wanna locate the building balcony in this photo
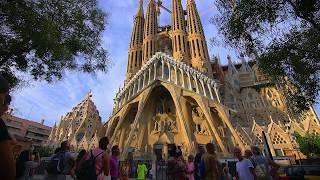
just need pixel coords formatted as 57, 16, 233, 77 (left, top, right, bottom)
25, 134, 48, 141
27, 128, 50, 136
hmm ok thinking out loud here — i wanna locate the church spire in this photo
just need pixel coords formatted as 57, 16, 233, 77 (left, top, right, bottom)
142, 0, 158, 64
186, 0, 212, 75
137, 0, 144, 17
126, 0, 145, 81
172, 0, 189, 63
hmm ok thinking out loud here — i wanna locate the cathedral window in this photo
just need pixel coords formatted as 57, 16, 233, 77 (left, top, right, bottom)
146, 42, 149, 58
135, 51, 138, 67
196, 40, 200, 57
174, 36, 177, 52
182, 37, 186, 52
192, 40, 196, 57
178, 35, 181, 51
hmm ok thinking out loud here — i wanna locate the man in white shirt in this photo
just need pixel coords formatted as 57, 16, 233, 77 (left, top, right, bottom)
234, 147, 256, 180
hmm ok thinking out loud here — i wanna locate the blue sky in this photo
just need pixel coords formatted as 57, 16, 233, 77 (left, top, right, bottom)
10, 0, 320, 127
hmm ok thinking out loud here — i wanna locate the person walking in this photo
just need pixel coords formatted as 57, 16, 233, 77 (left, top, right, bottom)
222, 165, 233, 180
194, 145, 205, 180
78, 137, 110, 180
186, 155, 195, 180
136, 161, 148, 180
251, 146, 279, 180
0, 75, 16, 180
46, 141, 75, 180
16, 150, 40, 180
167, 146, 187, 180
110, 145, 120, 180
74, 149, 86, 176
234, 147, 256, 180
201, 143, 222, 180
120, 160, 131, 180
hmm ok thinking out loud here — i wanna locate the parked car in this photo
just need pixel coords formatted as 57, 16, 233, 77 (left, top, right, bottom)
280, 165, 320, 180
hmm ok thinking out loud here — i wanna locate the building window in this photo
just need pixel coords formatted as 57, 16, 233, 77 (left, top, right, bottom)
275, 149, 283, 156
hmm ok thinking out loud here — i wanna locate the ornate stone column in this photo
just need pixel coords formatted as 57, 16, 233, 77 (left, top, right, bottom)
148, 67, 152, 84
181, 69, 185, 88
200, 79, 207, 96
187, 72, 192, 90
154, 63, 157, 80
194, 76, 200, 93
214, 84, 221, 103
207, 83, 214, 100
138, 77, 141, 91
174, 66, 178, 85
161, 60, 165, 79
168, 63, 171, 82
143, 71, 146, 88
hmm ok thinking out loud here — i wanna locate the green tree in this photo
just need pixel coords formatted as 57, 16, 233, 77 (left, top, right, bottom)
35, 145, 55, 157
0, 0, 109, 89
294, 132, 320, 158
212, 0, 320, 112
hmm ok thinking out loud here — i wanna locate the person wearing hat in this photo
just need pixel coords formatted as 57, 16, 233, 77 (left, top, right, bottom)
0, 75, 16, 180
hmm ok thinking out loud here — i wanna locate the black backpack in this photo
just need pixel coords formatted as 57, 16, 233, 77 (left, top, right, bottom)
46, 152, 66, 174
77, 150, 104, 180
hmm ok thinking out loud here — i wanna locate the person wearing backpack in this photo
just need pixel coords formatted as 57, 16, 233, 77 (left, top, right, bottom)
77, 137, 110, 180
46, 141, 75, 180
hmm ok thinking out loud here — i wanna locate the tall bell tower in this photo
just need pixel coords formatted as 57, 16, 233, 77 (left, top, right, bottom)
126, 0, 145, 81
171, 0, 189, 63
186, 0, 212, 75
142, 0, 158, 64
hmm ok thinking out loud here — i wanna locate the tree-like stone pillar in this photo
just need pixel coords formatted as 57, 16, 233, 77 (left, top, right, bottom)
154, 63, 157, 80
143, 71, 146, 88
148, 67, 152, 84
194, 76, 200, 93
138, 77, 141, 91
175, 66, 178, 85
200, 79, 207, 96
187, 72, 192, 90
214, 84, 221, 103
207, 83, 214, 100
161, 60, 165, 79
181, 69, 185, 88
168, 63, 171, 82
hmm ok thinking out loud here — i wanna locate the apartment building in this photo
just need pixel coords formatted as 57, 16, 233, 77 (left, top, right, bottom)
2, 114, 51, 148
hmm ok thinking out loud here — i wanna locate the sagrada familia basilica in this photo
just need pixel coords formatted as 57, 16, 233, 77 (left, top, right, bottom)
48, 0, 320, 159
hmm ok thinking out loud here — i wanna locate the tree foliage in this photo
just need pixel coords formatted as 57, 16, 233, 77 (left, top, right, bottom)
294, 132, 320, 158
212, 0, 320, 112
0, 0, 109, 89
35, 145, 55, 157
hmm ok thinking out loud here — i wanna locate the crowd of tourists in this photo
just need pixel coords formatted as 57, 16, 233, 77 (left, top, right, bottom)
1, 74, 281, 180
167, 143, 280, 180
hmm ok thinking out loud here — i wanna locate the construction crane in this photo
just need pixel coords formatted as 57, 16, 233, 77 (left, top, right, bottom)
157, 0, 172, 16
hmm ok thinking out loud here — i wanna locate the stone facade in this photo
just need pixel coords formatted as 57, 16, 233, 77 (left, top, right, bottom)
47, 93, 105, 151
105, 0, 320, 160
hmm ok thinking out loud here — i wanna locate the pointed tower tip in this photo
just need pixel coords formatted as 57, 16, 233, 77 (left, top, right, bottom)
86, 90, 93, 99
136, 0, 144, 17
